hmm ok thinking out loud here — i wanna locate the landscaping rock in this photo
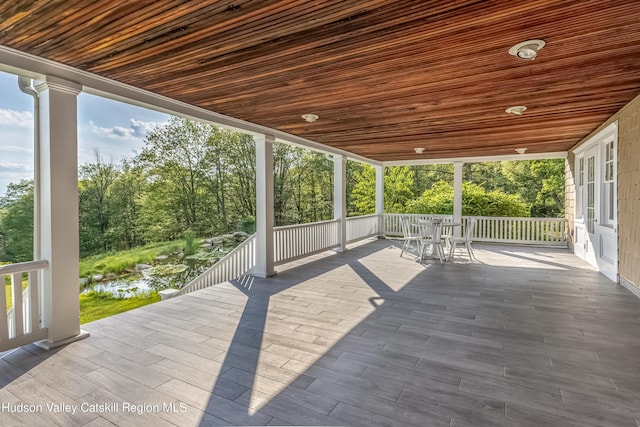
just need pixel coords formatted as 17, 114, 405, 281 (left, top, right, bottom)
233, 231, 248, 241
92, 274, 104, 282
106, 273, 118, 280
79, 278, 89, 286
135, 264, 152, 271
155, 255, 169, 261
200, 243, 212, 248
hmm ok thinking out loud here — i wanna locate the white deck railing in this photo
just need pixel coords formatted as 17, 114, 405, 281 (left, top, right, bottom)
274, 219, 340, 265
0, 260, 49, 352
384, 213, 568, 246
171, 216, 386, 298
346, 214, 379, 243
465, 216, 567, 245
167, 213, 568, 299
173, 234, 256, 297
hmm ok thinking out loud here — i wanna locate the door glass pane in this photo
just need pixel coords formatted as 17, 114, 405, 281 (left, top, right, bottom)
576, 156, 583, 219
602, 141, 615, 226
587, 156, 595, 234
608, 182, 614, 221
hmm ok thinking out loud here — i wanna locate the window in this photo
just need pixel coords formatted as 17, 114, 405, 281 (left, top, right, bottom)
576, 156, 584, 220
602, 140, 615, 226
586, 156, 596, 234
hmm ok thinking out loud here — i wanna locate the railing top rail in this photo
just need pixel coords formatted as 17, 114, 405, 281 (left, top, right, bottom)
346, 214, 378, 220
385, 213, 452, 217
0, 260, 49, 275
462, 215, 565, 222
216, 233, 256, 258
174, 233, 256, 297
274, 218, 340, 232
385, 213, 564, 222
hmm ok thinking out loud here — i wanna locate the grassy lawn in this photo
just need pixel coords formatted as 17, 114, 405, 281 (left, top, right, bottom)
79, 240, 184, 277
80, 291, 160, 324
4, 240, 184, 322
5, 281, 160, 323
4, 275, 28, 311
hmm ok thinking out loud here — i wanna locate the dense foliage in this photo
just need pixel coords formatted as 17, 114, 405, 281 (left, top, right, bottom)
349, 159, 564, 219
0, 117, 565, 263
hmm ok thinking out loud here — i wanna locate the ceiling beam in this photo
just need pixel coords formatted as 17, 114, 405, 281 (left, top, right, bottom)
383, 151, 567, 166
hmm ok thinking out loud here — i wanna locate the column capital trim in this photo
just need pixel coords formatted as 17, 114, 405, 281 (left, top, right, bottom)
36, 76, 82, 96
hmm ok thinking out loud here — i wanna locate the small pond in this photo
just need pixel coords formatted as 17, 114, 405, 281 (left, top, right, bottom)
81, 275, 154, 298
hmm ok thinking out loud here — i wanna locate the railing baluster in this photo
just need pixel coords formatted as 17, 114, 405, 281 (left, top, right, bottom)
11, 272, 23, 338
0, 274, 7, 343
28, 271, 38, 333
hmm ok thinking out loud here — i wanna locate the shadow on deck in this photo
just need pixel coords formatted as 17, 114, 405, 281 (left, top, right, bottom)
2, 240, 640, 426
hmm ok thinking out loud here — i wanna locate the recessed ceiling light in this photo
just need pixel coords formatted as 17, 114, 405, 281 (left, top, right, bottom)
414, 147, 425, 154
301, 114, 319, 123
508, 39, 545, 60
505, 106, 527, 116
515, 148, 528, 154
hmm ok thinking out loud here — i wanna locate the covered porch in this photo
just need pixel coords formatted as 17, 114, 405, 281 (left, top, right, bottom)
2, 2, 640, 426
2, 239, 639, 426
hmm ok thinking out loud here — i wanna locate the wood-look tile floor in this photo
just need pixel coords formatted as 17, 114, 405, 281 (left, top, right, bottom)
2, 240, 640, 426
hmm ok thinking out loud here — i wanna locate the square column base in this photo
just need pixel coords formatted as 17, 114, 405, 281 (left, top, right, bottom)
252, 270, 278, 279
35, 330, 90, 350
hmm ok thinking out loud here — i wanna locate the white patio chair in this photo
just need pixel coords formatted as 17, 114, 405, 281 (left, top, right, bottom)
400, 216, 422, 258
418, 219, 445, 264
448, 218, 477, 261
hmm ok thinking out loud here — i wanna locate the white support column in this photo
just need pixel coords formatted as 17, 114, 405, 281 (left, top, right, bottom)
375, 165, 385, 237
334, 155, 347, 252
453, 161, 464, 237
35, 76, 88, 350
254, 134, 276, 278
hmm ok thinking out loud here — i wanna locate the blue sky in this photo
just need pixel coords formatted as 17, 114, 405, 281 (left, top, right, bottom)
0, 70, 170, 196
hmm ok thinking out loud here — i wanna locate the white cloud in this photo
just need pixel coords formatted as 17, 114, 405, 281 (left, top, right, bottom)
0, 145, 33, 154
129, 119, 163, 138
0, 108, 33, 127
0, 160, 32, 172
88, 118, 165, 141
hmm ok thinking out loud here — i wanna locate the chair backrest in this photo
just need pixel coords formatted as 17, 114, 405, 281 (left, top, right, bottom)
400, 216, 412, 238
417, 220, 433, 239
465, 218, 477, 241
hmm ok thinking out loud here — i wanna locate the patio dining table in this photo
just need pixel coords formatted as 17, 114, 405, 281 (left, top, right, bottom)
412, 220, 463, 261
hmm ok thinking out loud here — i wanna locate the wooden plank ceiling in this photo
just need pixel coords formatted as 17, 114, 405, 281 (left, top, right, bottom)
2, 0, 640, 161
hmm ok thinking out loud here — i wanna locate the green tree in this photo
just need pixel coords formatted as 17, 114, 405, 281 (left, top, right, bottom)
137, 117, 213, 239
0, 180, 34, 262
226, 134, 256, 224
351, 165, 415, 214
273, 143, 300, 225
105, 161, 146, 250
346, 161, 364, 216
79, 153, 119, 255
501, 159, 565, 217
385, 166, 415, 212
411, 164, 453, 195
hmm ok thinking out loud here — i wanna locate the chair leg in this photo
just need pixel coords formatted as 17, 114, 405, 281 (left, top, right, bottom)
435, 244, 444, 264
466, 242, 475, 260
449, 241, 457, 260
418, 240, 426, 262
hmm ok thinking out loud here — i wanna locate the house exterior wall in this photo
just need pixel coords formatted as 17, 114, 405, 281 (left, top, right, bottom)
618, 97, 640, 291
568, 93, 640, 291
564, 153, 575, 250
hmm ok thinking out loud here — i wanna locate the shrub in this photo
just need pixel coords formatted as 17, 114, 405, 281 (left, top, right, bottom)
406, 181, 530, 217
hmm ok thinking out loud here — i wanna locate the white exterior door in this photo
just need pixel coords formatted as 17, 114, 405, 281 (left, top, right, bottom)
573, 123, 618, 282
583, 147, 598, 268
